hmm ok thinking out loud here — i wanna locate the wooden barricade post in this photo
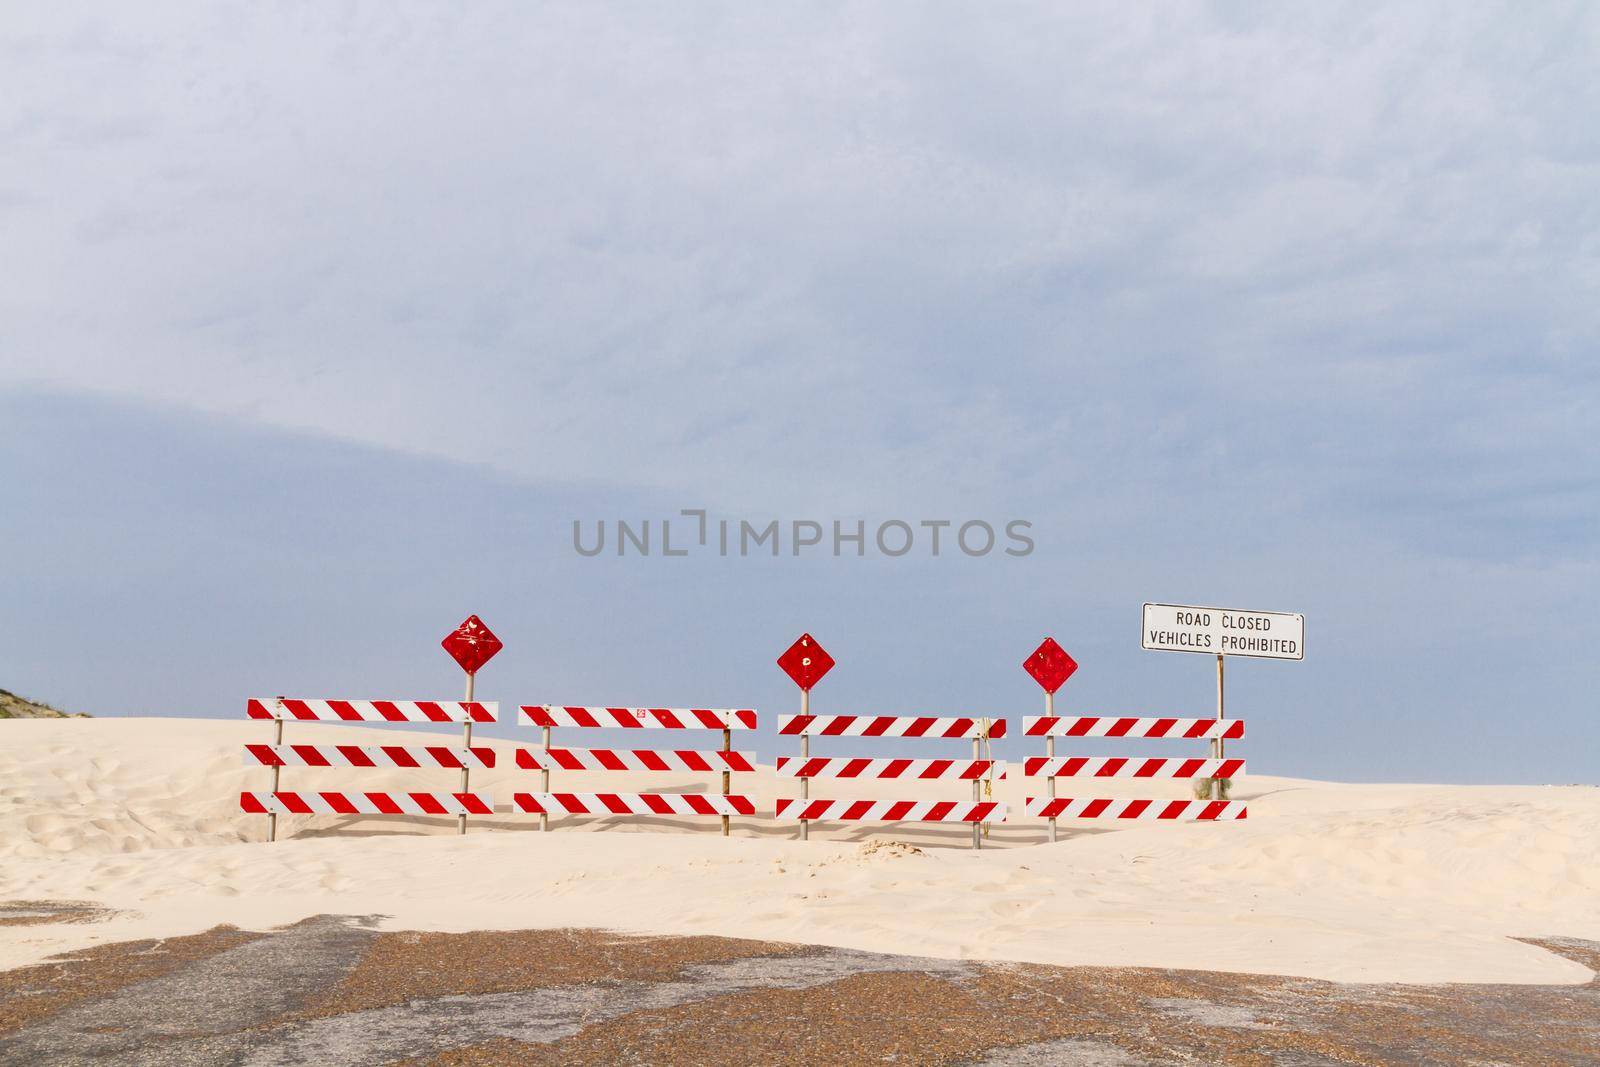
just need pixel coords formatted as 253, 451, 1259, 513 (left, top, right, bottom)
540, 723, 551, 832
269, 698, 284, 842
721, 726, 732, 837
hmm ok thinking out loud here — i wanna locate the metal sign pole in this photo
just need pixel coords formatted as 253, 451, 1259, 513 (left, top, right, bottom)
439, 615, 503, 834
721, 724, 732, 837
458, 671, 475, 835
800, 688, 810, 842
540, 725, 551, 832
269, 697, 284, 843
1212, 653, 1225, 801
778, 633, 834, 842
1022, 637, 1077, 846
1045, 690, 1056, 844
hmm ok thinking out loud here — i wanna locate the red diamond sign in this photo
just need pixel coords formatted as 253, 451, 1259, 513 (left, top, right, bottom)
441, 615, 503, 675
1023, 637, 1077, 694
777, 633, 834, 691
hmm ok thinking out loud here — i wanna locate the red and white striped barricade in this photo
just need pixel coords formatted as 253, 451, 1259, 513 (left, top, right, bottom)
776, 715, 1007, 849
245, 744, 496, 770
775, 799, 1003, 822
1022, 716, 1247, 834
241, 791, 495, 817
243, 698, 498, 841
512, 792, 756, 818
516, 706, 757, 834
1022, 797, 1247, 821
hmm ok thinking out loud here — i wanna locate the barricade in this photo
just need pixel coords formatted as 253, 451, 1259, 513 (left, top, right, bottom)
514, 705, 757, 835
242, 698, 498, 841
1022, 715, 1247, 835
776, 714, 1007, 849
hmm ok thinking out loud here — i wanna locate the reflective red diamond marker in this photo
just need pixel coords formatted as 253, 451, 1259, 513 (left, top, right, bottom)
1023, 637, 1077, 694
777, 633, 834, 691
442, 615, 503, 675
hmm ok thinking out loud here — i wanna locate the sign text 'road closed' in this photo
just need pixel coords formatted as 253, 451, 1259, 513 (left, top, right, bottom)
1142, 603, 1304, 660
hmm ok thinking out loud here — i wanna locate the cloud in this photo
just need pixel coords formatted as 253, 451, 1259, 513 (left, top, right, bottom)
0, 2, 1595, 560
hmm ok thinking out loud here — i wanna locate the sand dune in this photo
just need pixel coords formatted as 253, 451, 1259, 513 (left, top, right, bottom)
2, 718, 1597, 985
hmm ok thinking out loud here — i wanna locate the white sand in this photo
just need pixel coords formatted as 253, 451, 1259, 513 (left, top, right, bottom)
2, 718, 1596, 985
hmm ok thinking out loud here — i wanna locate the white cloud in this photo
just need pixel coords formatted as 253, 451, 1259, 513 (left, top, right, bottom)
1, 2, 1595, 546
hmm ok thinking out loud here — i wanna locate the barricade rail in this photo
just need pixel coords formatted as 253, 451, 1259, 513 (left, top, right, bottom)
1023, 757, 1242, 779
519, 706, 756, 731
776, 799, 1003, 822
513, 792, 755, 817
779, 714, 1006, 738
1024, 798, 1247, 821
245, 744, 496, 770
1023, 716, 1242, 739
248, 699, 496, 723
517, 748, 756, 773
243, 791, 493, 816
776, 757, 1004, 780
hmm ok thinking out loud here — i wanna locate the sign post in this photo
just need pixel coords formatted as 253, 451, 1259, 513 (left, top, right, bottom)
1141, 603, 1302, 800
441, 615, 504, 835
1214, 652, 1225, 798
777, 633, 835, 842
1022, 637, 1078, 843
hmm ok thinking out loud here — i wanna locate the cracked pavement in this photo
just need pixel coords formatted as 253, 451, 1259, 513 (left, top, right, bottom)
2, 906, 1597, 1065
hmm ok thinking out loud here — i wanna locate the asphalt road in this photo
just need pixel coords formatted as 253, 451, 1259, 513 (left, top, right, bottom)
2, 901, 1597, 1065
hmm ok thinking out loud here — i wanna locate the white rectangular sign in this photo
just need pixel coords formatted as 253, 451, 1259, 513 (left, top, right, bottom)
1142, 603, 1304, 660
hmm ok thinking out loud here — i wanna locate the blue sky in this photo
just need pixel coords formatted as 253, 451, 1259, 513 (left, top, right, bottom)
2, 4, 1596, 782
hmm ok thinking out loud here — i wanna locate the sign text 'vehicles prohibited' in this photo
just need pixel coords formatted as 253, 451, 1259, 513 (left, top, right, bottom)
1141, 603, 1304, 660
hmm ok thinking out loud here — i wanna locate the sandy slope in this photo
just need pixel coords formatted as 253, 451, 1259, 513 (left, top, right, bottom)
0, 687, 83, 719
2, 718, 1597, 985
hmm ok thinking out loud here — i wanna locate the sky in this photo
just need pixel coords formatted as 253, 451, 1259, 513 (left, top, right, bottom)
2, 3, 1597, 782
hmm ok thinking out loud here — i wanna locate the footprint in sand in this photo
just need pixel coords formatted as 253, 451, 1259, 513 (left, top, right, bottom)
999, 866, 1052, 888
25, 813, 66, 835
987, 897, 1043, 919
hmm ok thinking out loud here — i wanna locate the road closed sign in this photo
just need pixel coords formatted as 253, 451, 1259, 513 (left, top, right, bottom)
1142, 603, 1304, 660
